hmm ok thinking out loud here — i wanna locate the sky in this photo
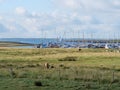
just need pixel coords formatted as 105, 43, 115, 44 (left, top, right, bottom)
0, 0, 120, 38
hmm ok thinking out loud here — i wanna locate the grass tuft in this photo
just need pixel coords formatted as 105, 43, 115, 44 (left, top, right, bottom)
58, 56, 77, 61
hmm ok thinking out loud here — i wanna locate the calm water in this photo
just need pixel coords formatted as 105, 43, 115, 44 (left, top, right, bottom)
0, 38, 116, 45
0, 38, 58, 44
10, 46, 35, 48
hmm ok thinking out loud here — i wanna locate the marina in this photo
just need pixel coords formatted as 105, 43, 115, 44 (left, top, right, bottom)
0, 38, 120, 49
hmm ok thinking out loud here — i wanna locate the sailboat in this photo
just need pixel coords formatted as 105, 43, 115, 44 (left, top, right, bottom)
105, 44, 109, 49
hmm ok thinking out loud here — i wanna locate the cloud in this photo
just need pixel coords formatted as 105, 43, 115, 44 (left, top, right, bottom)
52, 0, 96, 10
54, 0, 83, 10
10, 9, 119, 38
1, 0, 120, 38
113, 0, 120, 6
0, 0, 9, 3
52, 0, 120, 12
0, 16, 3, 20
15, 7, 28, 15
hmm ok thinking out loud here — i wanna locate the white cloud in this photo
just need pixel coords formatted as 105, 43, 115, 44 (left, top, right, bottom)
1, 0, 120, 38
53, 0, 120, 12
15, 7, 27, 15
113, 0, 120, 6
1, 11, 120, 38
0, 16, 3, 20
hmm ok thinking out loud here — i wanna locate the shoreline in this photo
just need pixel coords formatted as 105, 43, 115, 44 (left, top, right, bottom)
0, 41, 34, 47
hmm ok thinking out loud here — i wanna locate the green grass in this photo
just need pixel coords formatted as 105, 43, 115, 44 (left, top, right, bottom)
0, 48, 120, 90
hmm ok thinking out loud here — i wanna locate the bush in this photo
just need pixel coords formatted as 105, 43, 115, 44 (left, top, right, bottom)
58, 56, 77, 61
34, 81, 42, 86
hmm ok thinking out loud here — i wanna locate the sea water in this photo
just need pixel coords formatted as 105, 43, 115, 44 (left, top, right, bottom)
0, 38, 57, 44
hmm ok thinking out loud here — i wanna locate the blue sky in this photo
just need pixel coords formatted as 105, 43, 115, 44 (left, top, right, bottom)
0, 0, 120, 38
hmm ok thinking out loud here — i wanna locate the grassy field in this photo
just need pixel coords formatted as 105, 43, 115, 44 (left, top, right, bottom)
0, 48, 120, 90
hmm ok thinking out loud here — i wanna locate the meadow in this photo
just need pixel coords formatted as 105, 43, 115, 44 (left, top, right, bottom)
0, 48, 120, 90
